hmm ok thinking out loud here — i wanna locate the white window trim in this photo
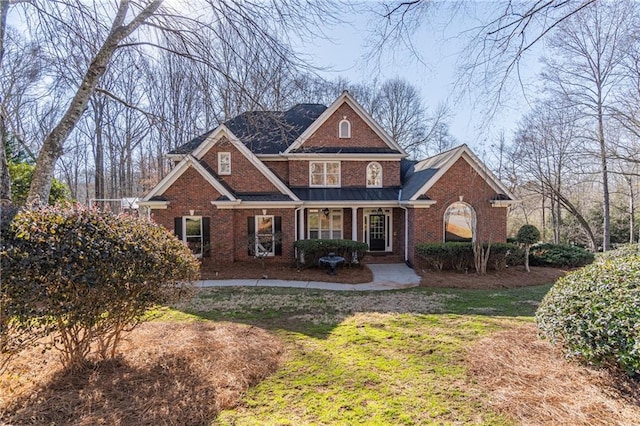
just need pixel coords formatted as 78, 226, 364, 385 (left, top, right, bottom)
307, 209, 343, 240
443, 202, 476, 243
366, 161, 383, 188
183, 216, 203, 258
255, 215, 275, 257
218, 152, 231, 175
309, 161, 341, 188
339, 118, 351, 139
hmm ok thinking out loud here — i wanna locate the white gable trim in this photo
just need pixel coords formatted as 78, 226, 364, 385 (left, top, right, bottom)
409, 145, 516, 201
283, 91, 408, 156
142, 155, 236, 202
191, 125, 299, 201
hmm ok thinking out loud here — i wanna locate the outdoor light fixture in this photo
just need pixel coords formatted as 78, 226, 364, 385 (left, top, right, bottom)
322, 208, 330, 217
377, 207, 383, 214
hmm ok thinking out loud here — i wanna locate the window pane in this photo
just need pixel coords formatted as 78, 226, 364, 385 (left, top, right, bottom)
331, 212, 342, 240
325, 174, 339, 186
445, 203, 474, 242
320, 230, 331, 239
311, 174, 324, 186
367, 163, 381, 187
311, 162, 324, 173
309, 230, 319, 239
185, 217, 201, 237
326, 162, 339, 174
257, 216, 273, 234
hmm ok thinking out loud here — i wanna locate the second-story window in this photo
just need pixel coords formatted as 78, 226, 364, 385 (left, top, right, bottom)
218, 152, 231, 175
366, 162, 382, 187
339, 117, 351, 138
310, 161, 340, 187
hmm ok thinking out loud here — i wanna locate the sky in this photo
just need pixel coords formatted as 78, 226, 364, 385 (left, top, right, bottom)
294, 3, 543, 155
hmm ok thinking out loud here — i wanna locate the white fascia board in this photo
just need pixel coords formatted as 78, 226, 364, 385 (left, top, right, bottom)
490, 200, 520, 207
284, 153, 405, 161
301, 201, 399, 208
142, 159, 190, 201
137, 201, 169, 209
211, 200, 301, 209
284, 91, 408, 156
194, 125, 299, 202
409, 146, 464, 201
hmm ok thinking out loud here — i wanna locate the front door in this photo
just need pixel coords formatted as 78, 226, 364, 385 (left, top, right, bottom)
369, 214, 386, 251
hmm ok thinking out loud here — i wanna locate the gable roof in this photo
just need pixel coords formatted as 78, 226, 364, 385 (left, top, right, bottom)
400, 144, 516, 202
283, 91, 408, 156
169, 104, 326, 156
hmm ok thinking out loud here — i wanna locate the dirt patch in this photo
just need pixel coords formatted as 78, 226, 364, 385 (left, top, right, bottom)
202, 261, 373, 284
0, 322, 283, 425
468, 324, 640, 425
417, 266, 567, 289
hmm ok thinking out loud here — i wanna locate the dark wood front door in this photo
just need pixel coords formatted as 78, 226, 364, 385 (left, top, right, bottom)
369, 214, 386, 251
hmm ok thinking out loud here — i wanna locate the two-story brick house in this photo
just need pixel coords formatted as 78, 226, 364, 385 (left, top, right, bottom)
140, 91, 516, 267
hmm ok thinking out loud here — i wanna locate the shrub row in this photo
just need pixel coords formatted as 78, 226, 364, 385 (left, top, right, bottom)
415, 242, 523, 272
294, 239, 368, 268
536, 248, 640, 378
529, 243, 594, 268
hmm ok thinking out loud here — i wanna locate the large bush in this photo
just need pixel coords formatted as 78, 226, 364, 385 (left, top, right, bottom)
536, 251, 640, 377
1, 204, 200, 368
294, 239, 368, 268
529, 243, 594, 268
415, 242, 522, 272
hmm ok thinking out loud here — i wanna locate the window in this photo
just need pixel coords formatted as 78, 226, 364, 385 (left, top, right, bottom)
310, 161, 340, 187
308, 209, 343, 240
174, 216, 210, 258
366, 162, 382, 187
218, 152, 231, 175
444, 202, 475, 242
247, 215, 282, 257
339, 118, 351, 138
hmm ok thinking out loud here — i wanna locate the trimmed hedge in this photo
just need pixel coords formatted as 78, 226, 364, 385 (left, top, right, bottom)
530, 243, 594, 268
415, 242, 523, 272
536, 250, 640, 377
294, 239, 368, 268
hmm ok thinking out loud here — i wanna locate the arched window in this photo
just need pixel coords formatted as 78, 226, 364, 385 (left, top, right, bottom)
444, 202, 475, 242
366, 162, 382, 187
339, 117, 351, 138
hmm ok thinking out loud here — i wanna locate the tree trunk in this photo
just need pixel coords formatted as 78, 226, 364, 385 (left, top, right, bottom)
628, 176, 635, 244
597, 92, 610, 251
524, 245, 531, 273
27, 0, 163, 205
93, 97, 105, 200
0, 0, 11, 203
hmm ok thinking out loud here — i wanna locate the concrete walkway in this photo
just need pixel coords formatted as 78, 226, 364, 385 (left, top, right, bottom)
198, 263, 421, 291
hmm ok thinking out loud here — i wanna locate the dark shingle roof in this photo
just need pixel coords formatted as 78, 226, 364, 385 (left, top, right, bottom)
292, 187, 400, 202
169, 104, 326, 156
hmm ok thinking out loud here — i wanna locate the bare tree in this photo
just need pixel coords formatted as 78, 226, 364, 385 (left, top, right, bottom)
0, 0, 10, 202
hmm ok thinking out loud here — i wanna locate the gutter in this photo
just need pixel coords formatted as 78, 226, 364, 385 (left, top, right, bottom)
398, 190, 409, 264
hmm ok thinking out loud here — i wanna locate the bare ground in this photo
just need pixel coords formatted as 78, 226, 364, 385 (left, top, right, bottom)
468, 324, 640, 425
0, 322, 283, 425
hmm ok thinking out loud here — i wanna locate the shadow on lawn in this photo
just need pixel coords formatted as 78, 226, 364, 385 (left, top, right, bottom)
180, 283, 555, 339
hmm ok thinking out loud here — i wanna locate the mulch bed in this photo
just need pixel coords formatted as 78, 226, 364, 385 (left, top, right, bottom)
417, 265, 567, 289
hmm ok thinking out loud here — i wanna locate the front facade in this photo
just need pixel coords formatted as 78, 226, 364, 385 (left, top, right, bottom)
140, 92, 516, 268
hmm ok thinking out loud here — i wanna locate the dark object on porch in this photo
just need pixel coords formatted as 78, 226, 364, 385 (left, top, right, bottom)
319, 252, 345, 275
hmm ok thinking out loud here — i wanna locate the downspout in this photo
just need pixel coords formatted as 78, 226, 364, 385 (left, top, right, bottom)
294, 206, 302, 261
398, 190, 410, 267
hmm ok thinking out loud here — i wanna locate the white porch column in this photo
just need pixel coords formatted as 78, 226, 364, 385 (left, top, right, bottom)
351, 207, 358, 241
299, 207, 305, 240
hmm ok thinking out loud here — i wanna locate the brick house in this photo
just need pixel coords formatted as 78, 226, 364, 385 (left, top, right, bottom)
139, 91, 516, 267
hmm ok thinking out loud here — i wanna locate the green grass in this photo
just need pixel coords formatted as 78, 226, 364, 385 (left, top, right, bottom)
158, 284, 555, 425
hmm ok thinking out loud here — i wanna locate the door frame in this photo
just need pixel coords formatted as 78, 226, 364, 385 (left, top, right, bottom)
363, 208, 393, 252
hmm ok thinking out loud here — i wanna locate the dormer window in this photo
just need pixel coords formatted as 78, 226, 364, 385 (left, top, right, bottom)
366, 162, 382, 187
218, 152, 231, 175
339, 117, 351, 138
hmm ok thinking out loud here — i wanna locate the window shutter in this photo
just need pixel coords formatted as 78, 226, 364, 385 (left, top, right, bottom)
174, 217, 183, 240
202, 217, 211, 257
274, 216, 282, 256
247, 216, 255, 255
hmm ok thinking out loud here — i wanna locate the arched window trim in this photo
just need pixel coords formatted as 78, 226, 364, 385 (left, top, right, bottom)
338, 117, 351, 138
443, 201, 476, 243
366, 161, 383, 188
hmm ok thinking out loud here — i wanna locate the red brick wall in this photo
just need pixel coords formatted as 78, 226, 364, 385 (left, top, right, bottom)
200, 137, 279, 193
289, 160, 400, 187
408, 157, 508, 261
262, 160, 289, 185
302, 104, 390, 149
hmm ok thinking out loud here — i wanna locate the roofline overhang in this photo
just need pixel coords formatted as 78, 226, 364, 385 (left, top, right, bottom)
138, 201, 169, 209
211, 200, 302, 209
399, 200, 437, 208
284, 153, 406, 160
490, 200, 519, 207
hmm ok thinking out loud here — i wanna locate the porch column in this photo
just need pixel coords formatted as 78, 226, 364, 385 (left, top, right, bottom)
299, 208, 305, 240
351, 207, 358, 241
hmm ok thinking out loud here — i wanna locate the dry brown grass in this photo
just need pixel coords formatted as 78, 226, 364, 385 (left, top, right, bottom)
0, 322, 283, 425
467, 324, 640, 426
